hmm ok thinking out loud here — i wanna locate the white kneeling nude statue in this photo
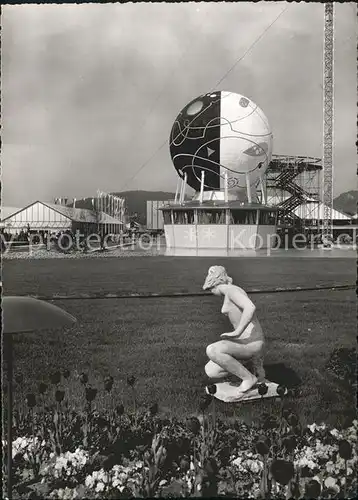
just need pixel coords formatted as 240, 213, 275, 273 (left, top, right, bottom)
203, 266, 278, 403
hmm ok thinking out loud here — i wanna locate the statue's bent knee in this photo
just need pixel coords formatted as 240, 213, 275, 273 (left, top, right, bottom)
205, 361, 221, 379
206, 343, 217, 359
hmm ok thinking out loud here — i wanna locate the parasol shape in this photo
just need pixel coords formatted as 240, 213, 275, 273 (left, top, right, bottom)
2, 296, 76, 334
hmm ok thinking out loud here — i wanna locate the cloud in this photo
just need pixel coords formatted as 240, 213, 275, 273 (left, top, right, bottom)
1, 2, 356, 205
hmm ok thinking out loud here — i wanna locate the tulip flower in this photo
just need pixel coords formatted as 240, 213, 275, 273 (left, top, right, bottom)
199, 395, 212, 412
258, 383, 268, 396
50, 372, 61, 385
187, 417, 201, 435
38, 382, 48, 395
282, 435, 297, 453
263, 415, 278, 430
270, 459, 294, 485
149, 402, 159, 416
26, 393, 36, 408
338, 439, 352, 460
304, 479, 321, 498
55, 390, 65, 403
104, 376, 114, 393
115, 404, 124, 416
287, 413, 299, 427
79, 372, 88, 385
85, 386, 97, 403
256, 437, 270, 456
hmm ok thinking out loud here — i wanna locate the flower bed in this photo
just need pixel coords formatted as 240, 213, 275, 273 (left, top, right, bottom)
3, 372, 357, 499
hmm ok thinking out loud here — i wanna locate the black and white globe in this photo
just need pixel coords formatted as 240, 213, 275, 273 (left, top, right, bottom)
169, 91, 273, 192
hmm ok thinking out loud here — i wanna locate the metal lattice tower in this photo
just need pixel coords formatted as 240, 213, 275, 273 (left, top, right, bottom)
322, 3, 334, 243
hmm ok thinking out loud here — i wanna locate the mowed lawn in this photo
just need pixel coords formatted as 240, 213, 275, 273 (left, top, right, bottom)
4, 256, 356, 426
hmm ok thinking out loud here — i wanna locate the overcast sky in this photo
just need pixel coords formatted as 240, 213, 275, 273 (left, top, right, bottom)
2, 1, 357, 207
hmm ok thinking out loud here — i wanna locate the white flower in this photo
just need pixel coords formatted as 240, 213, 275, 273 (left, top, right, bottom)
85, 475, 94, 488
95, 481, 105, 493
190, 461, 195, 471
250, 461, 261, 474
326, 461, 335, 474
307, 423, 317, 433
159, 480, 167, 487
330, 428, 341, 439
325, 477, 337, 488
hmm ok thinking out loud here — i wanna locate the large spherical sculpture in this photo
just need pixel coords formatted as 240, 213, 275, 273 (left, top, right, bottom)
169, 91, 273, 193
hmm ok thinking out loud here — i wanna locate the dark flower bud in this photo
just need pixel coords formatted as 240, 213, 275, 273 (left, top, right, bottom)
103, 454, 115, 472
206, 384, 217, 395
115, 403, 124, 416
97, 416, 109, 429
276, 385, 287, 398
204, 457, 218, 476
199, 395, 212, 412
300, 466, 313, 478
218, 446, 231, 466
304, 479, 321, 498
50, 371, 61, 385
186, 417, 201, 435
38, 382, 48, 395
62, 369, 70, 379
282, 435, 297, 453
104, 375, 114, 392
15, 374, 24, 384
26, 393, 36, 408
263, 415, 278, 430
256, 437, 270, 456
149, 402, 159, 416
287, 413, 299, 427
127, 375, 136, 387
258, 383, 268, 396
270, 459, 294, 485
55, 390, 65, 403
79, 372, 88, 385
338, 439, 352, 460
85, 386, 97, 402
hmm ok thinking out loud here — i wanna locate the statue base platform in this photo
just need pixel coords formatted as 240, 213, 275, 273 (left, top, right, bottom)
206, 380, 284, 403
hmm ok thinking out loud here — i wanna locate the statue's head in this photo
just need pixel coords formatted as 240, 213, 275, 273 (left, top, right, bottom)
203, 266, 233, 295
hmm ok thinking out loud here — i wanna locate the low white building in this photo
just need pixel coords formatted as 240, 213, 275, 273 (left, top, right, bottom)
1, 201, 124, 235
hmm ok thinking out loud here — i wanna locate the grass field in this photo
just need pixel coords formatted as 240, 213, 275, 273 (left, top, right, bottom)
4, 256, 356, 426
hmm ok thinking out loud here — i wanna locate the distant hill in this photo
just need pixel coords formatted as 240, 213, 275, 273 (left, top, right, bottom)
112, 191, 177, 224
68, 189, 358, 222
333, 190, 358, 216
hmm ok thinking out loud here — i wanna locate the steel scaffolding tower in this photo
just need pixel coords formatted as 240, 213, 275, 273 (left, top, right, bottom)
264, 155, 322, 230
322, 3, 334, 244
